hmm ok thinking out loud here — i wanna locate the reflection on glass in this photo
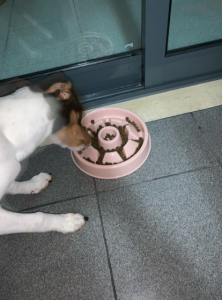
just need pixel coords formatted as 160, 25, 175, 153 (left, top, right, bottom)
168, 0, 222, 51
0, 0, 141, 80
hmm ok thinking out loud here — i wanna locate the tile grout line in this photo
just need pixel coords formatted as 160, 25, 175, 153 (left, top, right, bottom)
17, 191, 97, 213
16, 164, 219, 213
93, 178, 118, 300
191, 112, 222, 168
95, 164, 219, 196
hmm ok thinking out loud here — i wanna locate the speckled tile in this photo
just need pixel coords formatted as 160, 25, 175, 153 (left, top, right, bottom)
0, 195, 115, 300
193, 106, 222, 163
95, 113, 218, 192
2, 145, 95, 211
98, 166, 222, 300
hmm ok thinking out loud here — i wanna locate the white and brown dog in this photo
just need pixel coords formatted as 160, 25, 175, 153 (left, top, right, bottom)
0, 77, 91, 235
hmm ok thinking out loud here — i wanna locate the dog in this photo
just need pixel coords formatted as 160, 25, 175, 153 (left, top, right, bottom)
0, 77, 91, 235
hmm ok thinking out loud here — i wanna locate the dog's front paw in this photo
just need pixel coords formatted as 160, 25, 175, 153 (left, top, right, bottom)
58, 213, 87, 233
30, 172, 52, 194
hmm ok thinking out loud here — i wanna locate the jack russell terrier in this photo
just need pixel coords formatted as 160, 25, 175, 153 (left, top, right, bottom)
0, 76, 91, 235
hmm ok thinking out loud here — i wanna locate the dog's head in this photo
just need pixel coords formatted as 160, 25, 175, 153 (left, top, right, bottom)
45, 81, 91, 152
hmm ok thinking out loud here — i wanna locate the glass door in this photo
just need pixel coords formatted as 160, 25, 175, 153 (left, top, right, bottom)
168, 0, 222, 52
1, 0, 222, 109
0, 0, 142, 80
143, 0, 222, 93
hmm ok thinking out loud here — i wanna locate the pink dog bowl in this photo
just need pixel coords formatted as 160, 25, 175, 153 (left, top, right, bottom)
71, 107, 151, 179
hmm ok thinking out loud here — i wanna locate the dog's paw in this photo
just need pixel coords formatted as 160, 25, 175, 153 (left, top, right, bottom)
58, 213, 86, 233
30, 172, 52, 194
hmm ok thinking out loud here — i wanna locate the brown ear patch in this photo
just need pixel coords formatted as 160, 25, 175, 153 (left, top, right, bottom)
45, 80, 83, 123
31, 76, 83, 129
54, 121, 92, 148
45, 81, 72, 101
70, 111, 81, 125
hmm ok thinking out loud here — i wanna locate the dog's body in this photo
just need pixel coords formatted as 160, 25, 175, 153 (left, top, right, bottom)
0, 80, 91, 235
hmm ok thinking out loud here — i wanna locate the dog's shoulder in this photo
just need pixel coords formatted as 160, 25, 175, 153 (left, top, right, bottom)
0, 86, 62, 161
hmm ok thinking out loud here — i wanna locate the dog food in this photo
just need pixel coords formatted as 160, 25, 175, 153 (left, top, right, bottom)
81, 118, 144, 165
104, 133, 115, 141
126, 117, 141, 132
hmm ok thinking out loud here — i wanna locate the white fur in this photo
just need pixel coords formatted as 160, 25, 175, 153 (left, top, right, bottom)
7, 173, 52, 194
0, 87, 86, 235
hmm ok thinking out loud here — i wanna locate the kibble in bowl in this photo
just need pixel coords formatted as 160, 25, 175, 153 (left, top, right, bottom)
71, 108, 151, 179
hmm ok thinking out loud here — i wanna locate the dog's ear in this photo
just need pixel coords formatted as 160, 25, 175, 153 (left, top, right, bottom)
46, 81, 72, 101
45, 80, 83, 116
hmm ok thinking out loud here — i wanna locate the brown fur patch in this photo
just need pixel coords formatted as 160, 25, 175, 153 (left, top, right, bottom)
54, 119, 91, 148
44, 79, 91, 148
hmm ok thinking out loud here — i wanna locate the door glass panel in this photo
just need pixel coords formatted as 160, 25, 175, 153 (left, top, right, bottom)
168, 0, 222, 51
0, 0, 141, 80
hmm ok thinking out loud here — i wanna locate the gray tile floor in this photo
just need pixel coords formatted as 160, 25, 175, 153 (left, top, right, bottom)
1, 107, 222, 300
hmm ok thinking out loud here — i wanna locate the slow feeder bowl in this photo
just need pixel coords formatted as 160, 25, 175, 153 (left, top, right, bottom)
71, 107, 151, 179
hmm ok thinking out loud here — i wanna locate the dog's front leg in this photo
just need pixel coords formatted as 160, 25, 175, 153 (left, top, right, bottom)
7, 173, 52, 195
0, 206, 87, 235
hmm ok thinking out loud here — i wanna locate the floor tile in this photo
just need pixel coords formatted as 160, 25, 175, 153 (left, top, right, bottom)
0, 0, 13, 39
192, 106, 222, 163
0, 195, 114, 300
2, 145, 95, 211
95, 114, 218, 192
10, 0, 76, 31
98, 166, 222, 300
73, 0, 141, 60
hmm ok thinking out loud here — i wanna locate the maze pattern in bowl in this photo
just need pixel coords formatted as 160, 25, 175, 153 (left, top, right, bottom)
71, 108, 151, 179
